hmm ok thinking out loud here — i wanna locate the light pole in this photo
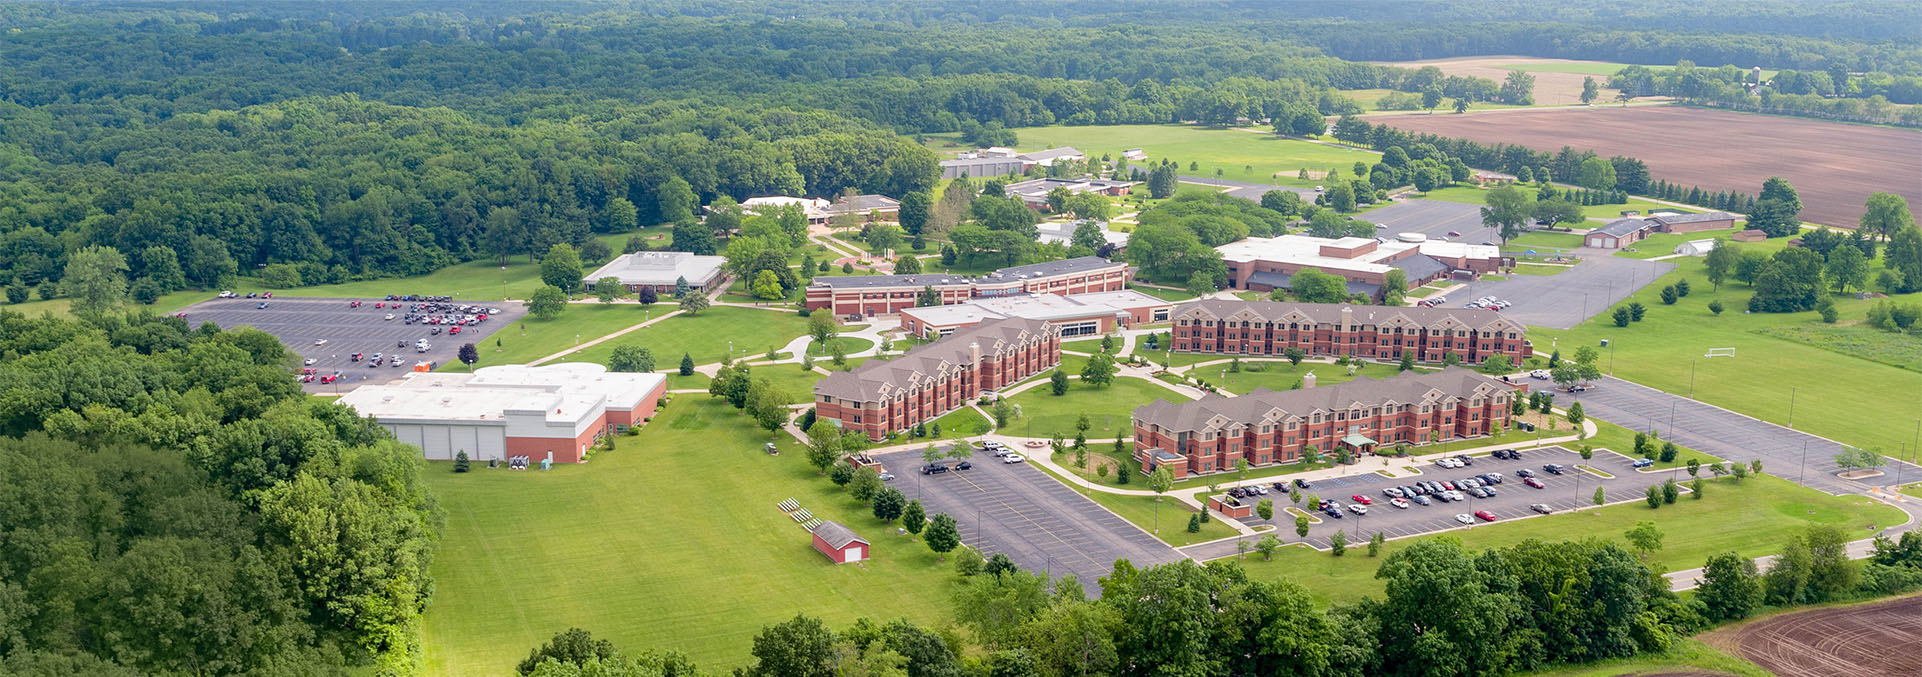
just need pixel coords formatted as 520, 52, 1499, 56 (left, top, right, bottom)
1798, 438, 1808, 487
1668, 401, 1677, 438
1688, 359, 1697, 399
1787, 386, 1797, 429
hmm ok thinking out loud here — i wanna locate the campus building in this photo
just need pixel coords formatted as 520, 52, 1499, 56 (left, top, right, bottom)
938, 147, 1085, 179
814, 318, 1060, 440
1583, 211, 1738, 249
1003, 177, 1137, 209
336, 363, 666, 464
898, 289, 1172, 339
739, 194, 903, 226
804, 256, 1130, 316
1170, 299, 1531, 365
1217, 234, 1505, 299
584, 251, 728, 296
1131, 367, 1517, 478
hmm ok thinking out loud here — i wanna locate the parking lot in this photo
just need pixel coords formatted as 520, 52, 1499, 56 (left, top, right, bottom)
178, 296, 528, 393
1444, 253, 1674, 329
873, 446, 1182, 596
1364, 199, 1495, 245
1183, 445, 1688, 556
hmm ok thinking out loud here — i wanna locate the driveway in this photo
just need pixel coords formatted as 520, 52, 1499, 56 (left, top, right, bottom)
1180, 177, 1315, 203
1179, 446, 1681, 558
1445, 250, 1673, 329
874, 448, 1182, 596
1570, 377, 1922, 494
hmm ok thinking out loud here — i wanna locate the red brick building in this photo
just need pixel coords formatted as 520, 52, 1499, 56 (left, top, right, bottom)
804, 256, 1129, 317
1132, 368, 1517, 478
1171, 300, 1531, 365
814, 318, 1059, 440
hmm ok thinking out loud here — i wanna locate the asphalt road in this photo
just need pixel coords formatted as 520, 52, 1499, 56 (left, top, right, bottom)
1571, 376, 1922, 495
1179, 445, 1683, 559
875, 447, 1182, 597
179, 297, 527, 394
1180, 177, 1315, 203
1444, 250, 1674, 329
1362, 199, 1494, 245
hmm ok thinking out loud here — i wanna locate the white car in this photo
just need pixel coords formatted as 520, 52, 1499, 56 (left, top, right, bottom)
1389, 497, 1410, 509
1002, 454, 1026, 464
384, 313, 396, 320
1530, 369, 1551, 380
303, 358, 317, 366
314, 339, 328, 346
1454, 513, 1474, 524
1347, 504, 1368, 515
1253, 485, 1269, 495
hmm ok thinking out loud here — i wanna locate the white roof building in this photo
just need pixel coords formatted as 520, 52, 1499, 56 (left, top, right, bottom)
1037, 220, 1130, 249
585, 251, 726, 290
741, 196, 829, 214
337, 363, 666, 463
1674, 239, 1719, 256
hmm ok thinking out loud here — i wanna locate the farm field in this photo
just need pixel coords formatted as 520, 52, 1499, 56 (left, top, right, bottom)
1699, 594, 1922, 677
975, 124, 1381, 189
1411, 185, 1697, 220
1369, 105, 1922, 228
420, 398, 959, 675
1527, 235, 1922, 454
1235, 473, 1904, 606
1333, 88, 1528, 113
1371, 56, 1669, 106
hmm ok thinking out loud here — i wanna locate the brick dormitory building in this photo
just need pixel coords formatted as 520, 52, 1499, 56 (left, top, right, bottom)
1169, 299, 1532, 365
804, 256, 1129, 317
813, 318, 1060, 440
1131, 368, 1518, 478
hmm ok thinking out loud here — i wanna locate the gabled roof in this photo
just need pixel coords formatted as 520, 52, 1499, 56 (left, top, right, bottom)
813, 521, 867, 549
1132, 367, 1510, 433
814, 317, 1055, 402
1593, 218, 1656, 238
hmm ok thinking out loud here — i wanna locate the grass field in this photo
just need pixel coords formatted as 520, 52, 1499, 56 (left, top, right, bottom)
1027, 460, 1241, 546
1007, 376, 1190, 439
1509, 263, 1573, 276
1611, 227, 1746, 259
1130, 285, 1202, 302
1194, 361, 1369, 394
931, 406, 993, 437
470, 304, 668, 366
1235, 473, 1904, 606
1753, 325, 1922, 373
745, 363, 832, 404
1522, 639, 1768, 677
1507, 230, 1586, 249
551, 307, 812, 368
806, 336, 874, 356
420, 398, 959, 675
1414, 185, 1696, 220
1527, 237, 1922, 454
998, 124, 1379, 191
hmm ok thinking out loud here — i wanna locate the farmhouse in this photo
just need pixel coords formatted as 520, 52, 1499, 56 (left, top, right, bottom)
584, 251, 728, 296
804, 256, 1129, 316
898, 289, 1172, 339
1171, 299, 1531, 365
814, 318, 1060, 440
336, 363, 666, 464
1131, 367, 1517, 478
811, 521, 869, 564
1217, 234, 1503, 298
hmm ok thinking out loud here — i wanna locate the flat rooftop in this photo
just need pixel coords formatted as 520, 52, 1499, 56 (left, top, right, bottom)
904, 289, 1166, 327
1217, 235, 1497, 274
338, 363, 664, 424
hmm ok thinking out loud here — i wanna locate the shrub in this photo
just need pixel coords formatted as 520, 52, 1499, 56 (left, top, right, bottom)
1708, 299, 1725, 315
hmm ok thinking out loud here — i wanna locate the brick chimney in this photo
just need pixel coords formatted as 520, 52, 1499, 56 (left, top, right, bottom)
1340, 306, 1353, 332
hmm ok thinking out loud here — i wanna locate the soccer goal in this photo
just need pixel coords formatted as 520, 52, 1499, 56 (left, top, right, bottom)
1704, 347, 1736, 358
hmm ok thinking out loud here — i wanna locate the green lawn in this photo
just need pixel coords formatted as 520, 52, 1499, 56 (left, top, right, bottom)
1193, 361, 1370, 394
1527, 237, 1922, 454
1521, 639, 1767, 677
421, 399, 960, 675
1130, 285, 1201, 302
1060, 338, 1116, 355
1754, 325, 1922, 373
1004, 124, 1378, 191
1613, 227, 1745, 259
1509, 263, 1573, 276
665, 371, 712, 391
1027, 461, 1240, 547
466, 304, 672, 367
554, 307, 812, 368
931, 406, 993, 437
1508, 231, 1586, 249
1008, 376, 1191, 439
746, 363, 831, 404
1236, 473, 1905, 606
806, 336, 874, 356
1415, 186, 1697, 220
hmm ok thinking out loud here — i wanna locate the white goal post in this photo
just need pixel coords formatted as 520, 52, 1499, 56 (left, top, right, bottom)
1704, 347, 1736, 358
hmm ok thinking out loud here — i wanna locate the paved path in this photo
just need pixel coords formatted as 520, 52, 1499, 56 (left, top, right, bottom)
1665, 491, 1920, 591
1571, 377, 1922, 494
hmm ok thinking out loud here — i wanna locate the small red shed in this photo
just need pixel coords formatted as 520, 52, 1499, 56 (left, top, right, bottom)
811, 521, 869, 564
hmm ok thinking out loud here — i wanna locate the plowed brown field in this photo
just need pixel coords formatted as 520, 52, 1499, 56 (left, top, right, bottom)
1700, 594, 1922, 677
1369, 106, 1922, 228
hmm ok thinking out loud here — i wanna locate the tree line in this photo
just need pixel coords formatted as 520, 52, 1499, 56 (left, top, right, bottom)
0, 310, 441, 674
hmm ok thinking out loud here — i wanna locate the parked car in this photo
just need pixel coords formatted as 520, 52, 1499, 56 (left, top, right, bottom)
1411, 495, 1432, 506
1475, 510, 1497, 522
921, 464, 949, 475
256, 302, 269, 309
1454, 513, 1473, 524
1383, 486, 1404, 498
1632, 458, 1655, 468
1347, 504, 1368, 515
1389, 497, 1410, 509
1350, 494, 1372, 505
1543, 464, 1566, 475
1293, 478, 1312, 489
1446, 230, 1462, 237
1455, 455, 1473, 466
878, 473, 896, 481
1530, 369, 1550, 380
1530, 503, 1553, 514
1516, 468, 1535, 478
1325, 509, 1344, 519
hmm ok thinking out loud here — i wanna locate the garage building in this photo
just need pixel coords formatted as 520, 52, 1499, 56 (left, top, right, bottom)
811, 521, 869, 564
336, 363, 665, 464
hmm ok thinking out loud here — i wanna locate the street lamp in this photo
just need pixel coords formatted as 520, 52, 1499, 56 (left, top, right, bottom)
1787, 386, 1798, 429
1688, 359, 1697, 399
1798, 438, 1809, 487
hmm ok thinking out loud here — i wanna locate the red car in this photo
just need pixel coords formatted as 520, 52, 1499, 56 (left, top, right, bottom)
1475, 510, 1497, 522
1350, 494, 1373, 505
449, 326, 462, 335
319, 374, 338, 384
1524, 477, 1545, 489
